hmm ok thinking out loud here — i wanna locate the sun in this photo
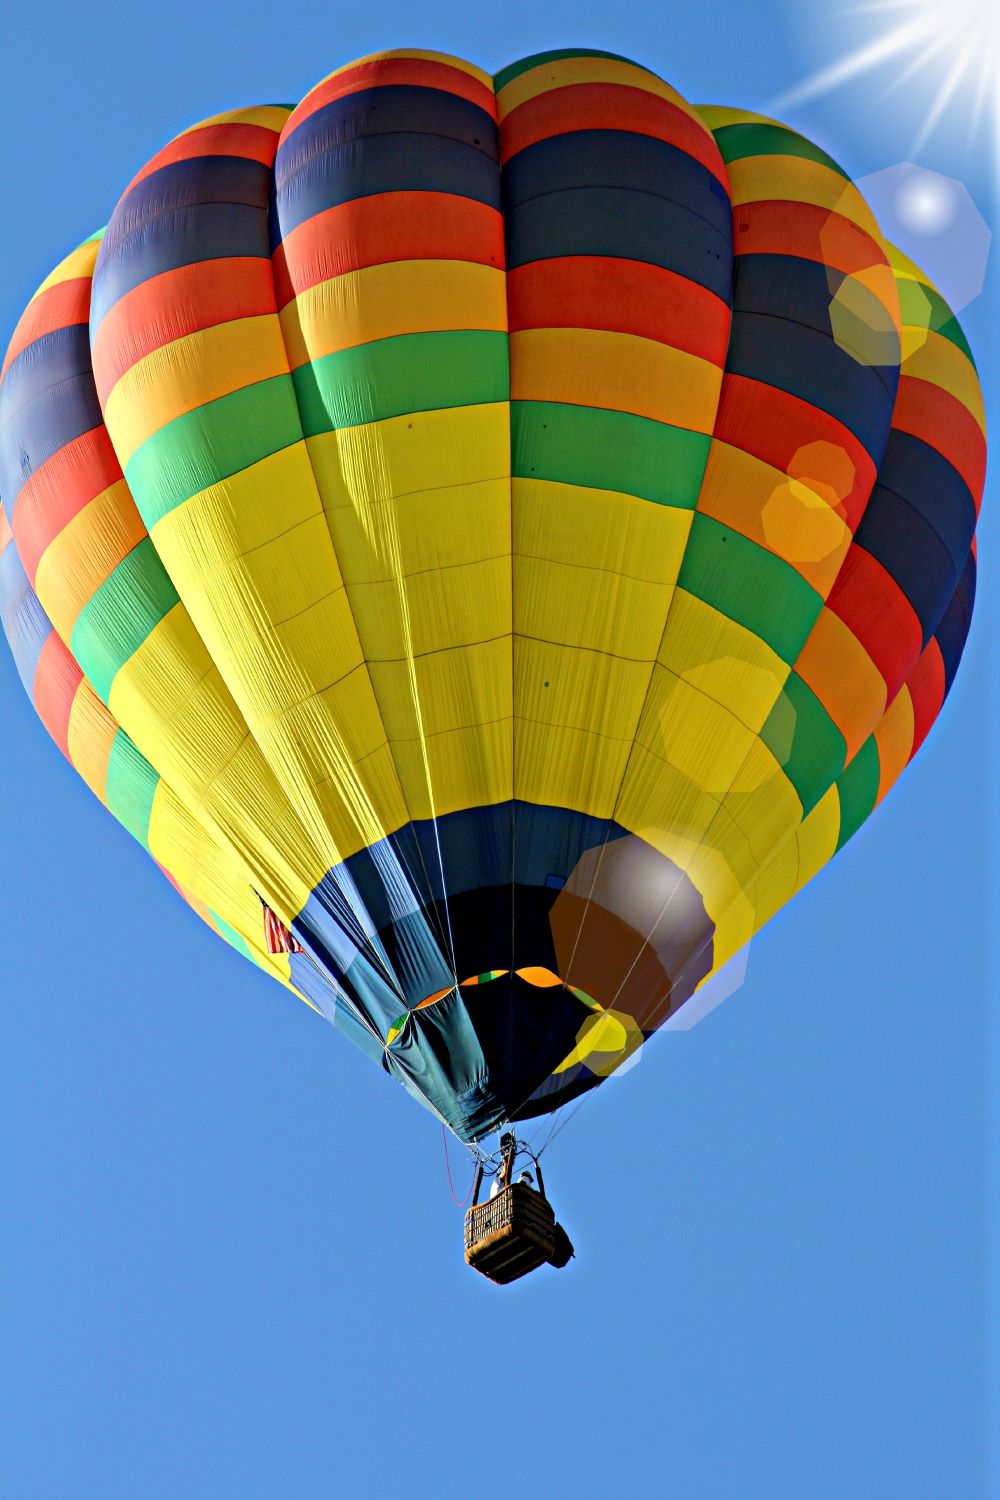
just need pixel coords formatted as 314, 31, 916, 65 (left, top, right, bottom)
771, 0, 999, 164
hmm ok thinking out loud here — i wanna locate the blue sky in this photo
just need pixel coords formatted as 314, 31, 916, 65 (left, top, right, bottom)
0, 2, 995, 1496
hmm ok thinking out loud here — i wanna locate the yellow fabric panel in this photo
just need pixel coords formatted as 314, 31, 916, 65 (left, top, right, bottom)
516, 638, 652, 739
514, 718, 632, 819
307, 403, 508, 514
658, 589, 790, 734
107, 608, 325, 916
635, 667, 756, 800
141, 422, 410, 858
724, 737, 804, 863
795, 606, 888, 761
344, 555, 510, 663
34, 480, 144, 638
66, 678, 117, 800
515, 554, 674, 660
793, 785, 841, 893
514, 479, 691, 584
31, 238, 100, 299
180, 105, 292, 135
392, 719, 512, 821
319, 49, 494, 89
615, 744, 723, 847
898, 329, 986, 432
104, 317, 289, 465
496, 55, 691, 118
280, 261, 507, 368
367, 638, 511, 742
158, 443, 325, 569
697, 441, 852, 597
747, 831, 799, 931
873, 686, 915, 804
509, 329, 722, 432
323, 473, 509, 587
726, 156, 884, 241
144, 784, 316, 1006
696, 104, 787, 131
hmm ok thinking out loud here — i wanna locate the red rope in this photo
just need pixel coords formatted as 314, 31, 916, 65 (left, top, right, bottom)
442, 1124, 476, 1208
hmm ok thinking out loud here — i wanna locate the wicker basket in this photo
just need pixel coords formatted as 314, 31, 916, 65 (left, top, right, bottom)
464, 1182, 557, 1285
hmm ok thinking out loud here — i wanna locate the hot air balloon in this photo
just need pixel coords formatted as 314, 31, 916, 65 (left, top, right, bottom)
0, 48, 984, 1282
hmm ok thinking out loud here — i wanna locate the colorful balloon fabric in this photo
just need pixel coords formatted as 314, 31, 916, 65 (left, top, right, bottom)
0, 49, 984, 1142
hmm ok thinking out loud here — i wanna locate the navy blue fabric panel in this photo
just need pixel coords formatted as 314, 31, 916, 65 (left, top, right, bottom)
854, 486, 962, 644
0, 538, 49, 694
102, 157, 272, 258
874, 430, 977, 572
415, 802, 513, 899
273, 134, 502, 245
464, 975, 591, 1126
734, 253, 899, 399
505, 187, 733, 297
503, 130, 732, 237
935, 558, 975, 692
91, 203, 269, 328
955, 547, 976, 619
0, 324, 93, 427
275, 86, 499, 191
725, 311, 894, 460
0, 373, 102, 514
512, 803, 626, 886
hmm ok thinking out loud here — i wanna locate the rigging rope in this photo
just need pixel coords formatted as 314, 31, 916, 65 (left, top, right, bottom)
442, 1125, 477, 1209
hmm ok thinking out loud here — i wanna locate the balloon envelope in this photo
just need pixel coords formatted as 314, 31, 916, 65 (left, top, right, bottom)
0, 49, 984, 1142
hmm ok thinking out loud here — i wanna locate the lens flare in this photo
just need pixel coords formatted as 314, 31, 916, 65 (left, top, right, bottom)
772, 0, 1000, 168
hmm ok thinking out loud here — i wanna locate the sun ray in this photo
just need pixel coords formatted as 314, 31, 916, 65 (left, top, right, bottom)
911, 37, 979, 153
875, 29, 955, 102
769, 0, 999, 174
768, 16, 935, 110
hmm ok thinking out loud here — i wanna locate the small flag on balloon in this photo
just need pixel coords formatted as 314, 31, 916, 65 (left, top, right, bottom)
261, 900, 304, 956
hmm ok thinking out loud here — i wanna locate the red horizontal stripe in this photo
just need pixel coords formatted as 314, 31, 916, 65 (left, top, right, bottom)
733, 200, 890, 279
507, 256, 730, 364
273, 191, 504, 307
125, 121, 283, 196
92, 256, 278, 404
891, 375, 986, 508
904, 638, 946, 756
713, 373, 875, 532
12, 426, 124, 582
826, 544, 923, 701
33, 631, 83, 760
283, 57, 497, 143
500, 82, 728, 186
2, 278, 91, 379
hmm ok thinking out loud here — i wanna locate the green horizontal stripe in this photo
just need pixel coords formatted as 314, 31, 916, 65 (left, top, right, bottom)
126, 375, 303, 529
105, 730, 159, 847
71, 537, 179, 702
678, 515, 822, 662
834, 734, 880, 849
494, 49, 635, 91
292, 330, 510, 436
760, 670, 846, 815
712, 122, 847, 178
512, 401, 710, 507
896, 280, 974, 365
